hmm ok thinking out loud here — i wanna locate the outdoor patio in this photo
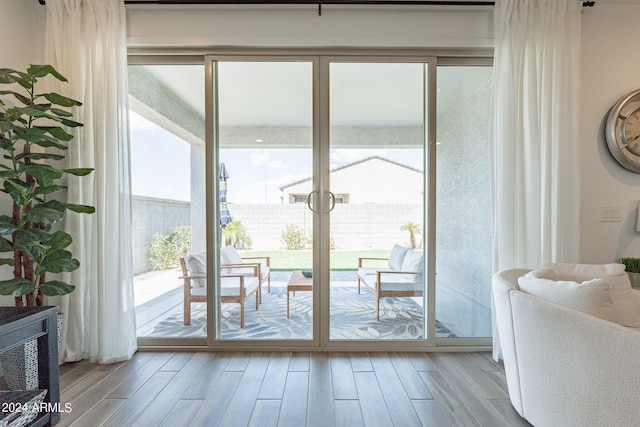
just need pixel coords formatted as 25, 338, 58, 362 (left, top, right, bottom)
133, 269, 491, 340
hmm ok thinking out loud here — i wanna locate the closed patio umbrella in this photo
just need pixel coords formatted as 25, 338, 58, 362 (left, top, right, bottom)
219, 162, 232, 229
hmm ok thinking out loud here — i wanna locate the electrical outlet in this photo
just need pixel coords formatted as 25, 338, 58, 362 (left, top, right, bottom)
601, 206, 621, 222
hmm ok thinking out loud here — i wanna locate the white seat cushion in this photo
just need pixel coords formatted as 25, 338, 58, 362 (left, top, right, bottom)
220, 245, 244, 273
220, 275, 259, 297
361, 273, 423, 293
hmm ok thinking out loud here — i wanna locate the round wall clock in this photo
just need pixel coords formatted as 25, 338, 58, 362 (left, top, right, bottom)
605, 89, 640, 173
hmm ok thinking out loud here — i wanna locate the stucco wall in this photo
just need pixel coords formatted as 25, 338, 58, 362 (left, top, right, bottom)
132, 196, 190, 274
436, 80, 492, 308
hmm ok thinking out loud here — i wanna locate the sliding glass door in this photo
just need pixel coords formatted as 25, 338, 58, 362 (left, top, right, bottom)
215, 60, 315, 340
129, 50, 493, 349
327, 61, 431, 342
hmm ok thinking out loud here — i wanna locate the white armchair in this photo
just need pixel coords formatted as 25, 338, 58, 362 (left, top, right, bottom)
493, 266, 640, 427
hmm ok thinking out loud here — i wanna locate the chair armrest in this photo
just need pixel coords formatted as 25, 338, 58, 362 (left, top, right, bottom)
180, 274, 206, 289
358, 257, 388, 267
242, 256, 271, 267
222, 262, 260, 276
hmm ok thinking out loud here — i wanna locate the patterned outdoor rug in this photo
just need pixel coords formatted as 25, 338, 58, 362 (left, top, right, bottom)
150, 285, 456, 339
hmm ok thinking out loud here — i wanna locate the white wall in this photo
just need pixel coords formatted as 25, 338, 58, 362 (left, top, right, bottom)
0, 1, 46, 306
126, 5, 493, 48
580, 4, 640, 263
0, 1, 45, 69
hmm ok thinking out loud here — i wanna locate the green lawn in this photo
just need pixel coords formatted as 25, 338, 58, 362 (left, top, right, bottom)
238, 249, 390, 271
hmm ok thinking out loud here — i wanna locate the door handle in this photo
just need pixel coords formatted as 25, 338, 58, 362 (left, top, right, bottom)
324, 191, 336, 213
307, 191, 319, 213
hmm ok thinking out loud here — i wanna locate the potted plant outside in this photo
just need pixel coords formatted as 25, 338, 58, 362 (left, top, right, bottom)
0, 65, 94, 389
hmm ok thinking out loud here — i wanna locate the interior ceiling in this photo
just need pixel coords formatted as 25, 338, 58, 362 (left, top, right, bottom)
140, 62, 492, 126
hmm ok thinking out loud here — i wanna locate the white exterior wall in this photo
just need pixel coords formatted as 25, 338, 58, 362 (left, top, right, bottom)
283, 157, 423, 204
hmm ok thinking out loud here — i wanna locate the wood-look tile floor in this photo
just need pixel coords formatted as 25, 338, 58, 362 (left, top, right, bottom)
58, 351, 532, 427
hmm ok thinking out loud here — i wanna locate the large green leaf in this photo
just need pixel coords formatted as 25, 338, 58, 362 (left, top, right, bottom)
64, 203, 96, 214
22, 163, 63, 187
14, 229, 50, 260
0, 277, 34, 296
0, 237, 13, 252
0, 216, 16, 235
64, 168, 94, 177
40, 93, 81, 108
43, 230, 73, 252
0, 89, 30, 105
40, 280, 75, 297
4, 178, 31, 205
0, 68, 31, 89
25, 201, 65, 224
42, 250, 79, 273
49, 108, 73, 118
27, 65, 67, 82
35, 184, 66, 196
16, 152, 65, 162
0, 258, 14, 266
41, 126, 73, 142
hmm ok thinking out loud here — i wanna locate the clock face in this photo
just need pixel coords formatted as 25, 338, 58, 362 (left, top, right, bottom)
605, 89, 640, 173
624, 109, 640, 156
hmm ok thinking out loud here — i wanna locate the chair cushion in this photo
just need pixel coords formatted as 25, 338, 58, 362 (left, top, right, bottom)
518, 276, 618, 324
184, 251, 206, 287
388, 245, 410, 271
401, 249, 424, 284
360, 272, 423, 293
220, 245, 243, 272
220, 275, 259, 297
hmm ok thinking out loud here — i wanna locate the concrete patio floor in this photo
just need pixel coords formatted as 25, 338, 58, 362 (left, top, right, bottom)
133, 269, 491, 339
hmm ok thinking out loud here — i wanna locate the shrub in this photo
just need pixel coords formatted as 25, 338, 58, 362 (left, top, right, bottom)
281, 224, 309, 250
148, 225, 191, 270
222, 220, 252, 249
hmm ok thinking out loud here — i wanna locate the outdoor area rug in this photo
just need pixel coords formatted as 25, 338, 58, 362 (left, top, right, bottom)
150, 285, 456, 339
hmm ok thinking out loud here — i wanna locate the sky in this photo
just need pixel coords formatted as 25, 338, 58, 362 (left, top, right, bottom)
129, 111, 424, 204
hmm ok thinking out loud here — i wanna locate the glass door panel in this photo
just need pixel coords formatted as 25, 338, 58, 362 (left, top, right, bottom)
216, 61, 314, 340
327, 62, 427, 341
435, 65, 493, 338
128, 64, 207, 339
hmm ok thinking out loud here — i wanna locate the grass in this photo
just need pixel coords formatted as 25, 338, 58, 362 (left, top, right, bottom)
238, 249, 391, 271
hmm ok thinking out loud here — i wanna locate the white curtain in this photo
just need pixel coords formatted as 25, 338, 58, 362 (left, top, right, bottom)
45, 0, 137, 364
491, 0, 581, 360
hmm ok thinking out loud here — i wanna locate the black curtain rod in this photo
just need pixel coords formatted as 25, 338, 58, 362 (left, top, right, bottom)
39, 0, 596, 7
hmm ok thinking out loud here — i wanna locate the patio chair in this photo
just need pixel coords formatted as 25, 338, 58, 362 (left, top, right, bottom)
180, 252, 261, 328
357, 244, 424, 320
220, 245, 272, 294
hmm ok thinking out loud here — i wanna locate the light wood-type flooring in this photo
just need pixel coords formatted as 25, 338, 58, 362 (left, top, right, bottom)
57, 351, 531, 427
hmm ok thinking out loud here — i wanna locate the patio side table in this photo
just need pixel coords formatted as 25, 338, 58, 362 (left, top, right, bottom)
286, 270, 313, 318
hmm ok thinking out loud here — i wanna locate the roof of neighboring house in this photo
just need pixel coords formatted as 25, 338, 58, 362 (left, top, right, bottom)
279, 155, 423, 191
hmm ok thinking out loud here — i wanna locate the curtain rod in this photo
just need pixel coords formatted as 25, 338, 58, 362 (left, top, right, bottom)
39, 0, 596, 7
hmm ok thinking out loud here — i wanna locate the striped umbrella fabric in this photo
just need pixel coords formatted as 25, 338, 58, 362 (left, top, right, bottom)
219, 163, 232, 229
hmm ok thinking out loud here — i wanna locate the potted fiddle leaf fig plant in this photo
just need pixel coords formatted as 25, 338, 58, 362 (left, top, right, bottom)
0, 65, 95, 306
